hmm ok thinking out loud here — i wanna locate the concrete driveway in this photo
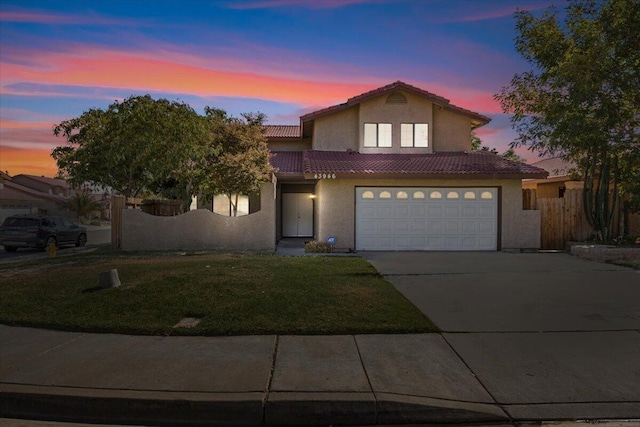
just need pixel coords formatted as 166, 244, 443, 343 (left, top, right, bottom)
363, 251, 640, 419
363, 251, 640, 332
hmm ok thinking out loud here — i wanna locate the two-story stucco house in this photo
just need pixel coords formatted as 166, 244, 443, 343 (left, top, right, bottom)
266, 81, 547, 251
122, 81, 548, 252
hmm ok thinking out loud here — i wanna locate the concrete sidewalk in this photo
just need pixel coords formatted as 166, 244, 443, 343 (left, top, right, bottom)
2, 325, 639, 426
0, 326, 506, 426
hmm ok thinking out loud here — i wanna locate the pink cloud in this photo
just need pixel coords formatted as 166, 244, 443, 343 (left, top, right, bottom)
1, 125, 60, 150
405, 80, 502, 115
441, 2, 550, 23
0, 9, 153, 27
1, 45, 379, 107
474, 128, 500, 137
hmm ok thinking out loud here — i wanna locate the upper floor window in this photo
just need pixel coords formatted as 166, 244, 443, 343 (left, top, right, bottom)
364, 123, 392, 147
401, 123, 429, 147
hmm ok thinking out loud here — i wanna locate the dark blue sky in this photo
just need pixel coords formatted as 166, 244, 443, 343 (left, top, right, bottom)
0, 0, 556, 176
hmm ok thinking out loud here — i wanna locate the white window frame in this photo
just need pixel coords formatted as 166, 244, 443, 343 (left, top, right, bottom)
364, 123, 392, 147
401, 123, 429, 147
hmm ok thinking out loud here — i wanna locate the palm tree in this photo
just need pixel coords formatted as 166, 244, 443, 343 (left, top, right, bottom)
60, 190, 103, 221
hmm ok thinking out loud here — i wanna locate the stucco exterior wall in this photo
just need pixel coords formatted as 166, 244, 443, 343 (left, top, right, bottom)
535, 181, 565, 199
268, 140, 311, 151
358, 92, 433, 154
432, 108, 472, 152
311, 92, 476, 154
315, 178, 539, 251
122, 182, 276, 251
312, 107, 359, 151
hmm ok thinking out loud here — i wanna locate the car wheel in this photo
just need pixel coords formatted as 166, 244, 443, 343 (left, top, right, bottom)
4, 246, 17, 252
76, 234, 87, 247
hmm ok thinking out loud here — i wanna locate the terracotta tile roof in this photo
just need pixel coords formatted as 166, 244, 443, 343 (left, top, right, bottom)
265, 125, 301, 138
270, 151, 303, 175
287, 150, 548, 178
300, 81, 491, 127
531, 157, 577, 178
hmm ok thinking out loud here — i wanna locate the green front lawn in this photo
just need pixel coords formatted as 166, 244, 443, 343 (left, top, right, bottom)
0, 251, 436, 335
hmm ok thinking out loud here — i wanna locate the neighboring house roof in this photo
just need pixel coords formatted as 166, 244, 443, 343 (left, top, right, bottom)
265, 125, 301, 139
530, 157, 577, 178
0, 180, 66, 203
300, 81, 491, 129
0, 184, 43, 203
13, 174, 70, 189
270, 150, 548, 179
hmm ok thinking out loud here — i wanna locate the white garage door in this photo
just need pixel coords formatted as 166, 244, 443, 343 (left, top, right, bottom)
356, 187, 498, 251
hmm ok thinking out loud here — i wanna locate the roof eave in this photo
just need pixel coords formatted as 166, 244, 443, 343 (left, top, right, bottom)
304, 172, 549, 180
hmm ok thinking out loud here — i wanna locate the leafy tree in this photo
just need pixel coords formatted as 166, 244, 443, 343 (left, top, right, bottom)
495, 0, 640, 240
471, 132, 482, 151
471, 132, 525, 162
52, 95, 208, 201
501, 148, 525, 163
60, 190, 103, 221
197, 108, 273, 217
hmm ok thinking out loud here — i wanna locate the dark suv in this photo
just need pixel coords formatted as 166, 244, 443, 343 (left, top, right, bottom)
0, 215, 87, 252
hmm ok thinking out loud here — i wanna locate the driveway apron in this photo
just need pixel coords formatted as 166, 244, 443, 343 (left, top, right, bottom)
363, 251, 640, 420
363, 251, 640, 332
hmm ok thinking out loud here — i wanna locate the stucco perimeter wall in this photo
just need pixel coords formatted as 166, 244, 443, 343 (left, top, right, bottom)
122, 182, 276, 252
315, 178, 539, 251
432, 108, 472, 152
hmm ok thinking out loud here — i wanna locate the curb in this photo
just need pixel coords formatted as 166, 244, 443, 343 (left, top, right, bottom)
1, 384, 509, 426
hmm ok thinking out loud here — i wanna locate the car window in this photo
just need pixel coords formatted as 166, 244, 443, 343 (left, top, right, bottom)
3, 218, 38, 227
61, 218, 74, 228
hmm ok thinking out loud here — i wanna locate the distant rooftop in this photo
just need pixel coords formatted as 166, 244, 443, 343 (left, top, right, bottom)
13, 174, 70, 188
265, 125, 300, 139
531, 157, 576, 178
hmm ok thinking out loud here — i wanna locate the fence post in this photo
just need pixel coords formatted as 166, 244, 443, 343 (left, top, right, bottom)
111, 195, 125, 250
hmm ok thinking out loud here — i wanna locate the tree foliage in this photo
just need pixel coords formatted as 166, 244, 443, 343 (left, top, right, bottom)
59, 190, 103, 221
197, 108, 274, 216
495, 0, 640, 240
52, 96, 273, 213
470, 132, 525, 162
52, 95, 208, 199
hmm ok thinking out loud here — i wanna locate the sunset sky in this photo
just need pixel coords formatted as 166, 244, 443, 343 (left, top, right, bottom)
0, 0, 557, 178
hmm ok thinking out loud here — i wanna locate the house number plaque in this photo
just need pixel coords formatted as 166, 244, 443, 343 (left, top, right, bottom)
313, 173, 337, 179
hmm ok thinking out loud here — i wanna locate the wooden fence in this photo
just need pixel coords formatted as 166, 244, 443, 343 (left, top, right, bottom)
523, 189, 624, 249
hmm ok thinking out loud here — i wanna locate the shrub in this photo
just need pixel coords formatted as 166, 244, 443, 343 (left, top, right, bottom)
305, 241, 331, 253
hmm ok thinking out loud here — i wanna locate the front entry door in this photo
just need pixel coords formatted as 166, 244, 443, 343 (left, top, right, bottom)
283, 193, 313, 237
